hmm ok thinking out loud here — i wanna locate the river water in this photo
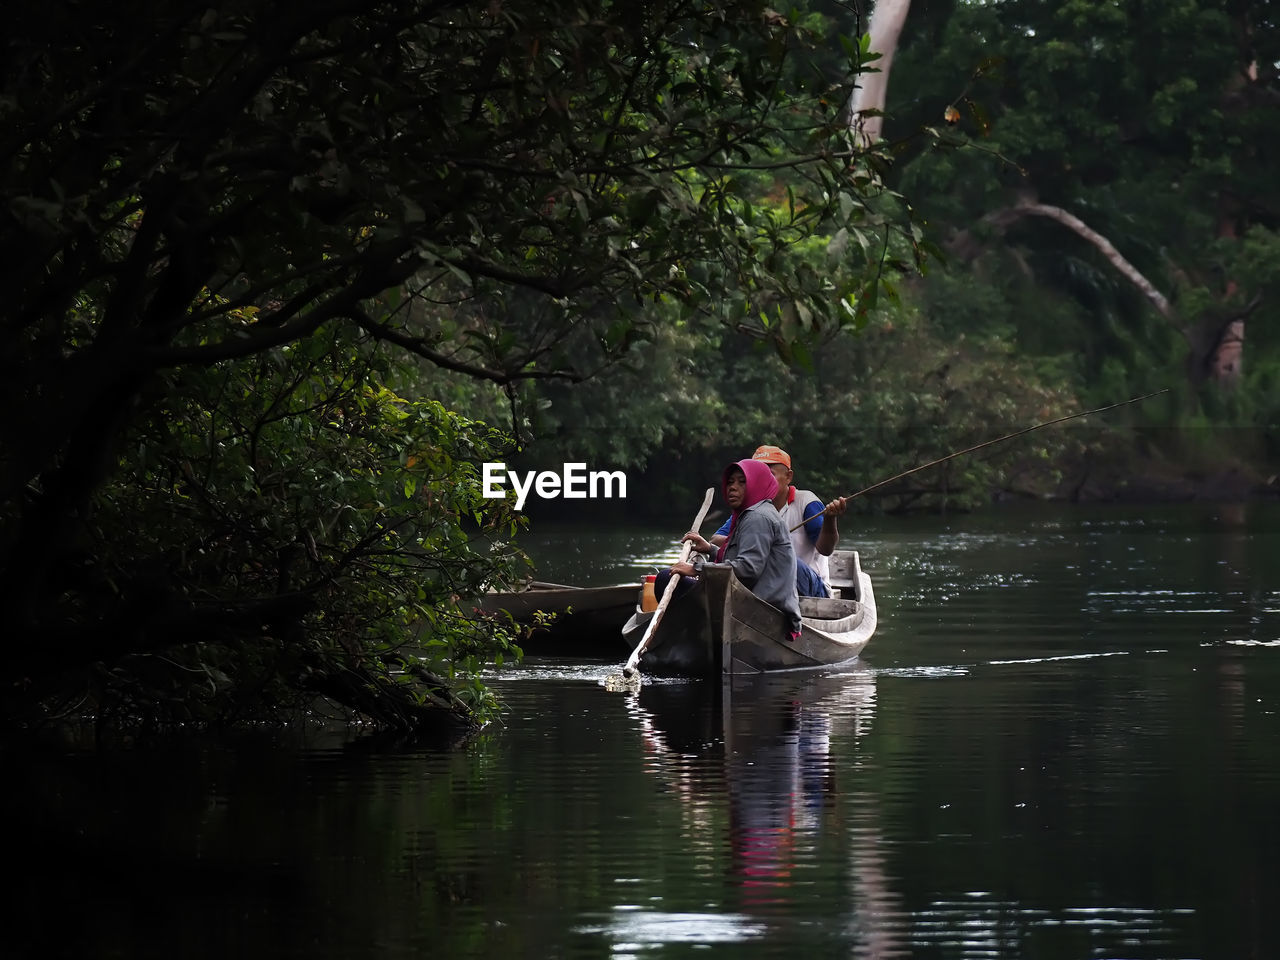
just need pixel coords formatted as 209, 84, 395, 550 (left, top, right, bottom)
8, 503, 1280, 959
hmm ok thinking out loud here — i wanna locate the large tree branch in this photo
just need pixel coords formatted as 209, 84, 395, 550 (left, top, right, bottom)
139, 303, 339, 368
351, 309, 588, 384
992, 201, 1174, 320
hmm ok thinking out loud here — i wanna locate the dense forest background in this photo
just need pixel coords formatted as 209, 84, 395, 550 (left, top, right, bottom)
3, 0, 1277, 731
510, 0, 1280, 513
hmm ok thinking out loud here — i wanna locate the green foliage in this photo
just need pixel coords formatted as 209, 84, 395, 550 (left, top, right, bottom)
27, 326, 529, 729
769, 307, 1087, 513
0, 1, 926, 730
521, 278, 1084, 514
887, 0, 1280, 467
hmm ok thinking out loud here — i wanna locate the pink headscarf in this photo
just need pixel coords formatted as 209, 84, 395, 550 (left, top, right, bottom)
716, 458, 778, 562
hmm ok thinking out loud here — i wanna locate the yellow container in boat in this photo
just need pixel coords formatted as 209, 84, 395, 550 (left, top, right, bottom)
641, 574, 657, 612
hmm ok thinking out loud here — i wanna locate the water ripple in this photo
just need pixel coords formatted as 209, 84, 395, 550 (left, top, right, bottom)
575, 907, 767, 946
872, 665, 970, 678
986, 650, 1132, 665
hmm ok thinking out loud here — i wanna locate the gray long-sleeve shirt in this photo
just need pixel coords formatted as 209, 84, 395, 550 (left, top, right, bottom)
697, 501, 801, 633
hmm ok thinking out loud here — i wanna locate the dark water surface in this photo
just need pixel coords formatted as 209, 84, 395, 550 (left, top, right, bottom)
8, 503, 1280, 959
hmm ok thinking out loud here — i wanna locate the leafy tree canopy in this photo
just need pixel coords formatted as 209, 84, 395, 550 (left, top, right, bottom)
887, 0, 1280, 416
0, 1, 915, 732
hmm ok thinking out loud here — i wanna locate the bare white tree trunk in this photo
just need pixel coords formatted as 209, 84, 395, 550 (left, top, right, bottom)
1209, 318, 1244, 384
997, 201, 1174, 319
848, 0, 913, 145
1208, 215, 1246, 387
976, 200, 1256, 388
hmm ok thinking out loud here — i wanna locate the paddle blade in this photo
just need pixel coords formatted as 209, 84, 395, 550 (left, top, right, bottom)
602, 671, 641, 692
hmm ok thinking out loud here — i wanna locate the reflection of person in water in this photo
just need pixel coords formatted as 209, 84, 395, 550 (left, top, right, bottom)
633, 673, 906, 952
727, 700, 833, 907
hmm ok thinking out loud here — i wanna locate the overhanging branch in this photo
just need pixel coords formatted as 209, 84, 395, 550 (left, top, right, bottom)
351, 309, 587, 384
994, 201, 1174, 320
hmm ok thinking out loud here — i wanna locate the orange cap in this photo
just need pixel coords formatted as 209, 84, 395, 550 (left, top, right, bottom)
752, 445, 791, 469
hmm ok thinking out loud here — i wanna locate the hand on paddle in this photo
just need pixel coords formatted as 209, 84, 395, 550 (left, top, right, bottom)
681, 532, 714, 555
619, 486, 717, 682
669, 531, 713, 577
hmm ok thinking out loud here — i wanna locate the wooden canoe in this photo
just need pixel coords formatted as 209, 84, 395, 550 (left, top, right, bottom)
473, 580, 638, 647
619, 549, 876, 677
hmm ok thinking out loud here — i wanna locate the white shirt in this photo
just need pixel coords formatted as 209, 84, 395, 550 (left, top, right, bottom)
778, 487, 829, 586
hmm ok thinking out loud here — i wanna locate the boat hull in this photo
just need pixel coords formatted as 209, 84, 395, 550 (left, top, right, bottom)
474, 582, 638, 650
621, 550, 876, 677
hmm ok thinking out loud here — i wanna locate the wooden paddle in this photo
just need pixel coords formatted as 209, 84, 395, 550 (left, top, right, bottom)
616, 486, 716, 683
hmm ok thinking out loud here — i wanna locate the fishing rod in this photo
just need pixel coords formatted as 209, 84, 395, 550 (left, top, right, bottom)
790, 388, 1169, 531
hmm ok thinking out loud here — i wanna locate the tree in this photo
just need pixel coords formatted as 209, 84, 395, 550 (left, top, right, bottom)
847, 0, 913, 144
41, 330, 530, 732
890, 0, 1280, 395
518, 229, 1083, 515
0, 1, 912, 730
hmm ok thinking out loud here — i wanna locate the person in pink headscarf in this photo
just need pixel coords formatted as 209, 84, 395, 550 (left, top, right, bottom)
668, 458, 802, 638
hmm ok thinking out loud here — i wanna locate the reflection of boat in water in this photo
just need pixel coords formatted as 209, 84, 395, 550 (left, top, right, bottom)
636, 671, 877, 856
632, 669, 907, 953
636, 667, 878, 757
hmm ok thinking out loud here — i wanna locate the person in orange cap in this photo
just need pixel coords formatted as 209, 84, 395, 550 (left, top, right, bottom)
710, 444, 847, 596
